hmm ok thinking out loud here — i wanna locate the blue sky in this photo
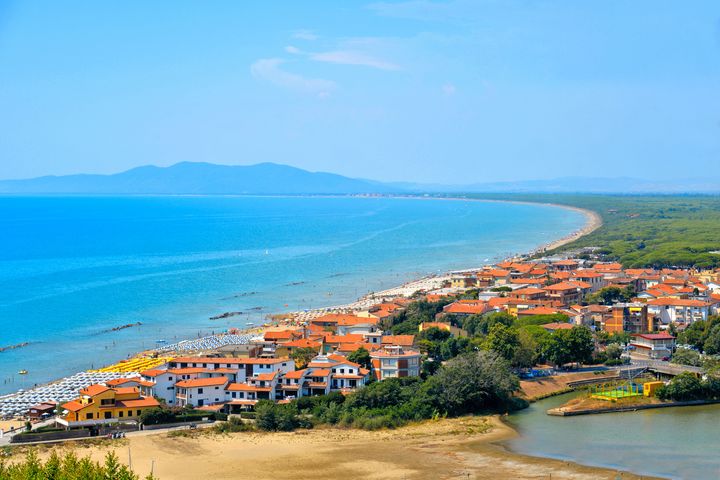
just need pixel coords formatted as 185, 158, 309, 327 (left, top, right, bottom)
1, 0, 719, 184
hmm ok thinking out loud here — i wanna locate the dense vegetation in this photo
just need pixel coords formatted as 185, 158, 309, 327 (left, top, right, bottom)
676, 316, 720, 354
140, 406, 225, 425
656, 372, 720, 402
464, 194, 720, 268
0, 451, 153, 480
406, 309, 595, 371
254, 350, 523, 431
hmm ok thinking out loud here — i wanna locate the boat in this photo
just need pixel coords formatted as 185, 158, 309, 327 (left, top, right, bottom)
18, 370, 28, 375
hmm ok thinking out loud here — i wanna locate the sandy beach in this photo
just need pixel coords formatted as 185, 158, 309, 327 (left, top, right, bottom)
9, 416, 655, 480
539, 205, 603, 252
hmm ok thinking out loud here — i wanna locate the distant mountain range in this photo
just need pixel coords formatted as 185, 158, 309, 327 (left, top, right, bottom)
0, 162, 717, 195
0, 162, 395, 195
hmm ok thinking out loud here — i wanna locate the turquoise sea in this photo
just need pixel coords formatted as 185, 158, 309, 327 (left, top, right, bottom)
0, 196, 584, 394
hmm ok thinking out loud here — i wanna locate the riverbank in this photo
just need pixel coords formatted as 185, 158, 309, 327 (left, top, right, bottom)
7, 416, 654, 480
519, 369, 619, 401
548, 396, 720, 416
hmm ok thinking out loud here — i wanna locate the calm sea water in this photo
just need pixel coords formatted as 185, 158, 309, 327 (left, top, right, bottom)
506, 392, 720, 479
0, 196, 583, 394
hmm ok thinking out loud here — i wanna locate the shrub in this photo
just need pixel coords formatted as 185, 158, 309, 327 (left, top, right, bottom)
656, 372, 705, 401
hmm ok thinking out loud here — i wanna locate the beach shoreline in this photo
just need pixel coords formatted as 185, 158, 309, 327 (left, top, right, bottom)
6, 415, 657, 480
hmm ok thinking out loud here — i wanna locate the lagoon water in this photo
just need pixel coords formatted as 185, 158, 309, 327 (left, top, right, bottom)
0, 196, 584, 394
506, 392, 720, 479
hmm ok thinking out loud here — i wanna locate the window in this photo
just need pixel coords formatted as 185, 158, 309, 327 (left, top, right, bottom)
86, 413, 93, 420
168, 377, 173, 381
119, 411, 124, 417
232, 392, 237, 398
198, 388, 204, 394
137, 410, 142, 416
215, 386, 219, 390
128, 410, 133, 417
104, 412, 112, 419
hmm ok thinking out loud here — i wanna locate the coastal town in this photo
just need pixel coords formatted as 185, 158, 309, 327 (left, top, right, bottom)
3, 248, 720, 444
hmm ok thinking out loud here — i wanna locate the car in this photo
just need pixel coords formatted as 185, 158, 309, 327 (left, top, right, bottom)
661, 356, 670, 361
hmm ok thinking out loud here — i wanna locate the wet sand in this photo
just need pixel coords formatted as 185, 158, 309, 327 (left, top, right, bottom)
12, 416, 656, 479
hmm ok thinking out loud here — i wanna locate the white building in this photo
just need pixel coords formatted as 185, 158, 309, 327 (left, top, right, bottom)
647, 298, 710, 324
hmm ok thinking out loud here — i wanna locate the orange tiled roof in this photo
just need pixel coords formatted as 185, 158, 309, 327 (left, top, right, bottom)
117, 397, 160, 409
175, 377, 229, 388
79, 384, 110, 397
647, 298, 710, 307
381, 335, 415, 346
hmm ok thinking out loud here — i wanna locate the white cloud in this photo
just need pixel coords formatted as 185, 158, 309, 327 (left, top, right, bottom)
292, 29, 319, 41
309, 50, 401, 70
285, 45, 302, 54
442, 83, 457, 95
250, 58, 335, 97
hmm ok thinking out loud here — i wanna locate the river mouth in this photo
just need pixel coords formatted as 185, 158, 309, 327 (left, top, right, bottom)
504, 392, 720, 479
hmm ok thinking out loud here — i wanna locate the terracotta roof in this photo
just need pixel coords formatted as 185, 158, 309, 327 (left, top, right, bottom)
544, 281, 583, 292
62, 400, 87, 412
283, 369, 308, 379
79, 384, 110, 397
241, 358, 292, 365
117, 397, 160, 409
443, 302, 489, 315
175, 377, 229, 388
140, 369, 167, 377
511, 287, 547, 296
255, 372, 278, 381
105, 377, 140, 387
647, 298, 710, 307
323, 334, 365, 344
542, 322, 574, 331
226, 383, 256, 392
309, 368, 331, 377
337, 342, 369, 352
381, 335, 415, 346
311, 313, 359, 324
283, 338, 322, 349
264, 330, 302, 341
168, 367, 207, 375
633, 333, 675, 340
518, 306, 561, 316
114, 387, 140, 395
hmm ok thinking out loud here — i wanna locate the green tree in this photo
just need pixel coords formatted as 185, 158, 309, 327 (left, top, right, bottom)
586, 286, 635, 305
484, 323, 520, 362
543, 330, 573, 367
513, 328, 539, 368
567, 326, 595, 365
347, 346, 371, 369
473, 311, 515, 336
656, 372, 705, 401
428, 351, 519, 415
671, 348, 702, 367
703, 324, 720, 355
290, 347, 317, 368
605, 343, 622, 361
419, 326, 451, 342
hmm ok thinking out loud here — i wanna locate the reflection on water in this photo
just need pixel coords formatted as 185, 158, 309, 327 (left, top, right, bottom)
505, 392, 720, 479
